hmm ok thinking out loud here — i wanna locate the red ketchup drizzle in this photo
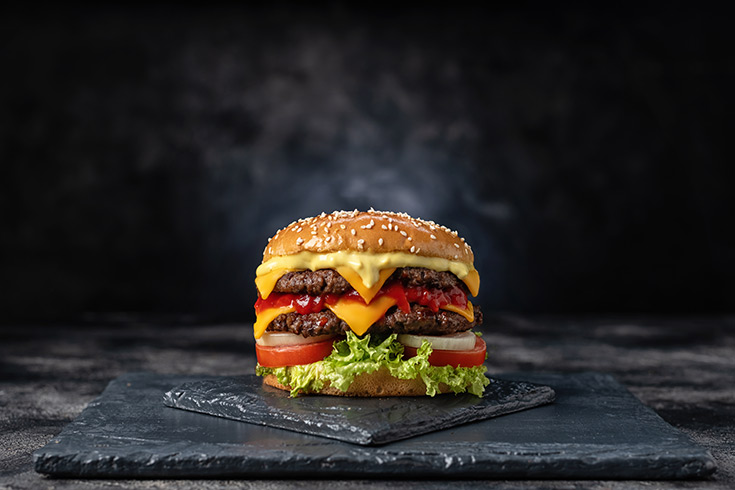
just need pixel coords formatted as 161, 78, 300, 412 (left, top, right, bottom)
255, 281, 468, 314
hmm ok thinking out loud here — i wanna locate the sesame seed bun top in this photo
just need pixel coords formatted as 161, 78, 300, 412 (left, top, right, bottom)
262, 209, 474, 265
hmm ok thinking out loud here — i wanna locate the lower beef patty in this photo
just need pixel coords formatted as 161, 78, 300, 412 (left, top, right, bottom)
266, 303, 483, 337
273, 267, 469, 296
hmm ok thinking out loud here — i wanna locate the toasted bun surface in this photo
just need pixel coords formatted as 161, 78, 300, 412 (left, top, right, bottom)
263, 210, 473, 265
262, 368, 451, 397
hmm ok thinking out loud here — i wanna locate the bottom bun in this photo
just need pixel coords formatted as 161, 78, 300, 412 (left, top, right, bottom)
263, 367, 452, 397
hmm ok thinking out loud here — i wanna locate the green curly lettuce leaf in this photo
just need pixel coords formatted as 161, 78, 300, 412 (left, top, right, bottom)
256, 330, 489, 397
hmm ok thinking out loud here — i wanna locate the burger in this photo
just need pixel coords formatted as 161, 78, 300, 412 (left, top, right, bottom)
253, 209, 488, 397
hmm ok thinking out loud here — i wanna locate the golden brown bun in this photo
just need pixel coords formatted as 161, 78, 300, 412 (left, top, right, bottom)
263, 210, 473, 264
262, 367, 452, 397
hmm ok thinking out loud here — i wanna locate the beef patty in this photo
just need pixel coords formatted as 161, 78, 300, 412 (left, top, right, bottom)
266, 303, 483, 337
272, 267, 468, 296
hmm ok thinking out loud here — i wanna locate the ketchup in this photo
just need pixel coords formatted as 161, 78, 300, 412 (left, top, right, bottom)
255, 281, 468, 314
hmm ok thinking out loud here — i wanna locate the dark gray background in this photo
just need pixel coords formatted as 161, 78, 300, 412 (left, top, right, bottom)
1, 4, 734, 323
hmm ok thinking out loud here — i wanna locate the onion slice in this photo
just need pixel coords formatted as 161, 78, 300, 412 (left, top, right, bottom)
256, 332, 337, 347
397, 331, 477, 351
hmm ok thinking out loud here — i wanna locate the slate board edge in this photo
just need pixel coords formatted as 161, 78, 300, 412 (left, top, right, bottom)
34, 441, 716, 480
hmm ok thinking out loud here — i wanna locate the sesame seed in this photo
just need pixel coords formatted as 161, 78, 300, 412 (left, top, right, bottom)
340, 224, 346, 229
296, 237, 304, 245
378, 238, 384, 246
430, 234, 437, 240
399, 230, 408, 237
407, 236, 412, 241
351, 229, 356, 236
416, 247, 420, 253
454, 243, 460, 248
357, 239, 365, 251
388, 223, 393, 230
454, 255, 459, 259
381, 224, 388, 230
311, 230, 317, 235
410, 246, 415, 253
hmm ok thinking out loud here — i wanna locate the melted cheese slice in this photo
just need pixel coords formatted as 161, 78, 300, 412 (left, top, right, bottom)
336, 266, 396, 303
254, 305, 296, 339
255, 251, 480, 299
461, 269, 480, 297
254, 300, 475, 338
442, 302, 475, 322
326, 295, 398, 336
255, 269, 295, 300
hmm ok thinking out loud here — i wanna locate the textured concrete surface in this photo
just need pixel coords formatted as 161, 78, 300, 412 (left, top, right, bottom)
1, 315, 734, 488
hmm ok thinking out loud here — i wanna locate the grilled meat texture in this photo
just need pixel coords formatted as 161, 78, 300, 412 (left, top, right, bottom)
266, 303, 483, 337
272, 267, 469, 295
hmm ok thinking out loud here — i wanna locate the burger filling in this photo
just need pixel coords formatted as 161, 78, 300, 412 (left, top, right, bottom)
254, 265, 488, 397
272, 267, 467, 296
267, 305, 482, 338
256, 330, 490, 397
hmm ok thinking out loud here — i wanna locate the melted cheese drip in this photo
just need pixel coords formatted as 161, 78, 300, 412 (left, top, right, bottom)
327, 295, 398, 336
336, 266, 396, 303
255, 269, 294, 300
442, 302, 475, 322
256, 251, 480, 298
253, 300, 475, 339
254, 306, 296, 339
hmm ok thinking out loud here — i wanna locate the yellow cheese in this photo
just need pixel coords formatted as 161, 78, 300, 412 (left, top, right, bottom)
255, 251, 479, 297
442, 301, 475, 322
462, 269, 480, 297
254, 305, 295, 339
254, 300, 476, 338
336, 266, 396, 303
325, 295, 398, 336
255, 268, 295, 300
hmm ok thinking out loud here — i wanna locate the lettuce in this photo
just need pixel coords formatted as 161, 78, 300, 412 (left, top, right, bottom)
256, 331, 489, 397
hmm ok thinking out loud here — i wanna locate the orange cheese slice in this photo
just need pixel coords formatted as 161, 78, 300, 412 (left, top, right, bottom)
462, 269, 480, 297
254, 300, 476, 338
442, 301, 475, 322
254, 305, 295, 339
336, 266, 396, 303
256, 266, 479, 300
255, 269, 295, 300
325, 295, 398, 336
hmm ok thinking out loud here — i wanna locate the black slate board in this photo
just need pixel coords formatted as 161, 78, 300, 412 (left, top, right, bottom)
33, 372, 717, 479
162, 375, 555, 445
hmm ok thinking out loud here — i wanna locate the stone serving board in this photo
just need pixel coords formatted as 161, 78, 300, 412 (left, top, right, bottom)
162, 375, 555, 445
33, 372, 716, 479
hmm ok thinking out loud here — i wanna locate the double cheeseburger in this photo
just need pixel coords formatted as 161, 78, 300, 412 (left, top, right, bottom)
254, 209, 488, 397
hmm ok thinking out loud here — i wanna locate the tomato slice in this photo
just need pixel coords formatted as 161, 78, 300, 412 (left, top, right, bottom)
402, 336, 486, 368
255, 338, 336, 367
